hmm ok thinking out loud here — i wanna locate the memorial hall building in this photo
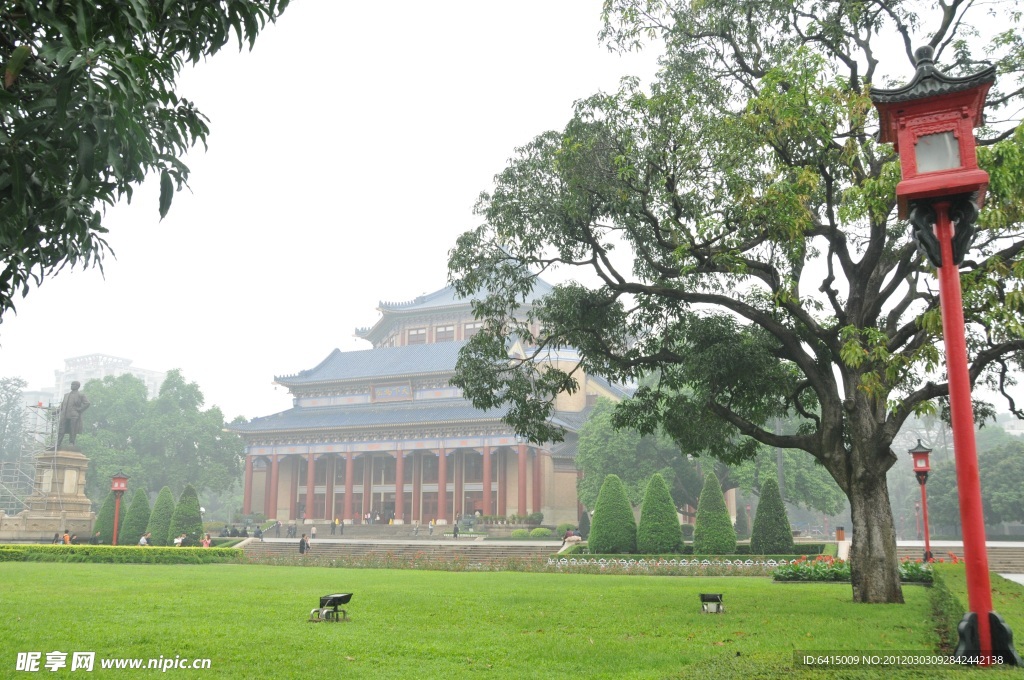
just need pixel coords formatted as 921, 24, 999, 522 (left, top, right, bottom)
233, 281, 627, 526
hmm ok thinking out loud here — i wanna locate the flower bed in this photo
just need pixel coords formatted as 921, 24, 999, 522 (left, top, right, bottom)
772, 555, 945, 583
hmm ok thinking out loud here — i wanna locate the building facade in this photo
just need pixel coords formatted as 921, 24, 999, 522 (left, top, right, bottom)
55, 354, 166, 401
232, 282, 626, 526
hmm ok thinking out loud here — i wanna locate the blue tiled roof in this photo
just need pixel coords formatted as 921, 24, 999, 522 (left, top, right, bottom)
276, 341, 467, 386
230, 398, 511, 434
377, 279, 556, 312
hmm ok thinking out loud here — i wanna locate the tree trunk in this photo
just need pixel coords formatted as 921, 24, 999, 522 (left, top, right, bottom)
848, 463, 904, 603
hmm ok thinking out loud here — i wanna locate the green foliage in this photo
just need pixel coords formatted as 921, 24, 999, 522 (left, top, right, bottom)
146, 486, 176, 547
0, 545, 240, 564
0, 1, 291, 321
681, 523, 694, 540
447, 0, 1024, 602
773, 556, 851, 582
576, 398, 706, 509
526, 512, 544, 526
692, 473, 736, 555
750, 479, 794, 555
555, 523, 577, 535
93, 490, 124, 545
118, 488, 151, 546
588, 474, 637, 554
928, 439, 1024, 527
78, 371, 244, 503
529, 527, 553, 538
637, 473, 683, 554
168, 484, 203, 546
578, 510, 591, 540
0, 376, 29, 460
510, 528, 530, 538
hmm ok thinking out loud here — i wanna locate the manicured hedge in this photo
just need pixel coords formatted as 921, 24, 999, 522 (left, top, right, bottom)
118, 488, 151, 546
168, 484, 203, 546
692, 473, 736, 554
750, 478, 794, 555
147, 486, 176, 546
0, 544, 242, 564
578, 511, 591, 540
637, 473, 683, 554
588, 474, 637, 554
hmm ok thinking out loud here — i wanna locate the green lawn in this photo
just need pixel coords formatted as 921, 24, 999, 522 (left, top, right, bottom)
0, 563, 1015, 678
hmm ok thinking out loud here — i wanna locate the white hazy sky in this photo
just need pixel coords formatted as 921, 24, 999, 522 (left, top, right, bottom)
1, 1, 661, 420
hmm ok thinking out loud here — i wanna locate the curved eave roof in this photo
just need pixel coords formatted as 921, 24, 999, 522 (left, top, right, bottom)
276, 341, 467, 387
229, 398, 512, 435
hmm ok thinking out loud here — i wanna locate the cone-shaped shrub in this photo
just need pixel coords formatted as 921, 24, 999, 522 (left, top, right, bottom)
94, 491, 125, 544
146, 487, 176, 547
750, 478, 794, 554
588, 474, 637, 554
118, 488, 151, 546
637, 473, 683, 554
692, 473, 736, 554
578, 508, 591, 540
168, 484, 203, 546
734, 495, 750, 540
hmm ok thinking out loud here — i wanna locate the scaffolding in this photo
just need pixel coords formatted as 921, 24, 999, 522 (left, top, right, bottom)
0, 402, 55, 515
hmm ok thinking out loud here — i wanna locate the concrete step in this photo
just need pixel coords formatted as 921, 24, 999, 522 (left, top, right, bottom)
897, 545, 1024, 572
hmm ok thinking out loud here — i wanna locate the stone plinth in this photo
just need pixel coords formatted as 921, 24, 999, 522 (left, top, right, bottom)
1, 448, 96, 540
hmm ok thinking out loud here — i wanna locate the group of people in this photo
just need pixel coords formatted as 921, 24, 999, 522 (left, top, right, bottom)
51, 531, 105, 545
137, 532, 213, 547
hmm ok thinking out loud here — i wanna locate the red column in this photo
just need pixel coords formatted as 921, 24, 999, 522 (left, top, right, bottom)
243, 455, 254, 515
344, 453, 354, 522
325, 455, 336, 521
454, 450, 464, 519
269, 454, 279, 520
288, 457, 298, 520
395, 451, 405, 523
305, 452, 316, 519
482, 446, 492, 516
497, 449, 507, 517
412, 452, 421, 523
362, 454, 371, 519
919, 480, 933, 560
935, 202, 993, 658
263, 456, 273, 516
112, 491, 123, 546
518, 443, 528, 516
532, 449, 542, 515
437, 448, 448, 522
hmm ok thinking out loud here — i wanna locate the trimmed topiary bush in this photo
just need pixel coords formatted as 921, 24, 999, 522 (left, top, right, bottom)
529, 527, 553, 538
692, 473, 736, 554
588, 474, 637, 554
578, 510, 591, 540
168, 485, 203, 546
750, 478, 794, 555
681, 523, 694, 540
510, 528, 530, 538
93, 491, 125, 545
734, 496, 750, 540
146, 486, 176, 547
637, 473, 683, 554
118, 489, 151, 546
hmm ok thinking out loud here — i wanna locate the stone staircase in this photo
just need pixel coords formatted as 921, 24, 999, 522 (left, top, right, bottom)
897, 543, 1024, 573
242, 537, 558, 564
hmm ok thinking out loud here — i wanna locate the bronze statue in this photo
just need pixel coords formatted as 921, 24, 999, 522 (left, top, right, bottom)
57, 381, 90, 447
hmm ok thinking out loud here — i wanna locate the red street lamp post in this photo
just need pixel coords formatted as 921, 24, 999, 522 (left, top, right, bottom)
110, 472, 129, 546
909, 441, 933, 561
872, 46, 1019, 665
914, 501, 922, 541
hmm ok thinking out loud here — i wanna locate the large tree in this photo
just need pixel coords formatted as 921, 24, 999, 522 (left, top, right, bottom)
0, 376, 28, 460
448, 0, 1024, 603
0, 1, 290, 321
77, 371, 243, 501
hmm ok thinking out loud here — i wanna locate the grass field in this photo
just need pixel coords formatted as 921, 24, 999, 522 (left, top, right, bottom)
0, 563, 1017, 678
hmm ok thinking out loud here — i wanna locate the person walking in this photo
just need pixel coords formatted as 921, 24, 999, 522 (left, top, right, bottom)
331, 518, 338, 535
311, 525, 317, 541
298, 533, 311, 555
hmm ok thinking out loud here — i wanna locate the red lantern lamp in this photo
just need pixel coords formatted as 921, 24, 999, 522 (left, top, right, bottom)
872, 45, 995, 220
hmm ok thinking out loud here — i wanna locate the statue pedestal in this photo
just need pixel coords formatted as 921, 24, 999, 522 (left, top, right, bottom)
0, 448, 96, 540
